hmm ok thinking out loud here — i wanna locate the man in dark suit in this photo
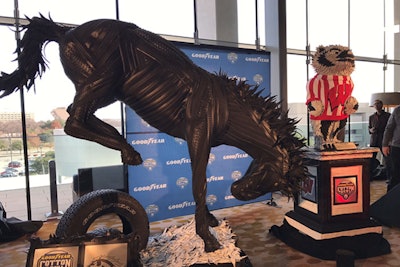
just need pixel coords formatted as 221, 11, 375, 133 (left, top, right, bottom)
369, 99, 391, 180
383, 104, 400, 191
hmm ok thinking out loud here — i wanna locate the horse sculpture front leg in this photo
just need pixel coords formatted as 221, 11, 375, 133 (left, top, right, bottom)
65, 102, 143, 166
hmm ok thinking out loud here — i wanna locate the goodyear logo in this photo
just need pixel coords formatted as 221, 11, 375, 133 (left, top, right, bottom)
207, 175, 224, 183
191, 52, 220, 60
37, 250, 73, 267
245, 56, 269, 63
168, 201, 196, 210
131, 138, 165, 145
133, 183, 167, 192
223, 153, 248, 160
166, 157, 191, 165
225, 195, 235, 200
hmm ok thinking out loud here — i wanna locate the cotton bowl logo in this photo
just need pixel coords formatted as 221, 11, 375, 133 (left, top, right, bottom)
206, 194, 217, 205
141, 118, 151, 128
337, 181, 355, 200
174, 137, 186, 145
208, 153, 216, 164
146, 204, 159, 217
253, 74, 263, 85
231, 170, 242, 181
227, 52, 238, 63
143, 158, 157, 171
37, 250, 73, 267
176, 177, 189, 189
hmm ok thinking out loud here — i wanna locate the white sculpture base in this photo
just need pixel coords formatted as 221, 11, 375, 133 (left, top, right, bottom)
140, 219, 251, 266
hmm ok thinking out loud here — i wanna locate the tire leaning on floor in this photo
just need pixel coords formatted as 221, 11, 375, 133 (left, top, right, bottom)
55, 189, 149, 250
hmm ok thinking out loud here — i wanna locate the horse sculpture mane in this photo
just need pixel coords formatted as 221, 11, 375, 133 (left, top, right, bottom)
0, 15, 307, 252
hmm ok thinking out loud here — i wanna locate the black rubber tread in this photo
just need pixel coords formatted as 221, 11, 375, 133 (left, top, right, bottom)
55, 189, 149, 250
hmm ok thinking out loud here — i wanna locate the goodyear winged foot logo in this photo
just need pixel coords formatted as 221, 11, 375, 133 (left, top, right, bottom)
37, 250, 73, 267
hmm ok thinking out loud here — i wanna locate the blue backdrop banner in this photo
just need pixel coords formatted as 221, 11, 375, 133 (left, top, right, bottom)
127, 43, 272, 222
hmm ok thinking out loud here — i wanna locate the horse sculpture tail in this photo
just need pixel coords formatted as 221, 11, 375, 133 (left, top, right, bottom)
0, 15, 70, 98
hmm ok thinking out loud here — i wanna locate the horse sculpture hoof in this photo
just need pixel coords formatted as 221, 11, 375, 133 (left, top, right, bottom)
122, 152, 143, 166
204, 237, 221, 253
207, 213, 219, 227
231, 175, 280, 201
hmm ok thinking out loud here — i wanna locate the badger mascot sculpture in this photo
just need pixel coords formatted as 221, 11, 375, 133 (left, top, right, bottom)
306, 45, 358, 150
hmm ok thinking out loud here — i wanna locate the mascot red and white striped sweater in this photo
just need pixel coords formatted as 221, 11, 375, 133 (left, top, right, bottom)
306, 45, 358, 150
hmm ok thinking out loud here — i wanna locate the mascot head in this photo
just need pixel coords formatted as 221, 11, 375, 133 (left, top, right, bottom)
312, 45, 355, 76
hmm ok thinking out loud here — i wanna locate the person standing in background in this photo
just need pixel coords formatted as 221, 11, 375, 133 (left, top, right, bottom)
382, 104, 400, 192
369, 99, 391, 180
369, 100, 391, 158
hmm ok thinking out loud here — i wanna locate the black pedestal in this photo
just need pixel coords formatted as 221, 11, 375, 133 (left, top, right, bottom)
270, 219, 390, 260
272, 148, 391, 259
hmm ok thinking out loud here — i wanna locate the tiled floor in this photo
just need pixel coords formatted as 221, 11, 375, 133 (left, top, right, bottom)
1, 179, 400, 266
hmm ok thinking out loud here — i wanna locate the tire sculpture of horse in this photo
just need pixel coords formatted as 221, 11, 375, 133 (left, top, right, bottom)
0, 15, 307, 252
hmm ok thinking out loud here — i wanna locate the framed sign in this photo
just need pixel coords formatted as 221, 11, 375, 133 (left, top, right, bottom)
30, 245, 80, 267
298, 165, 318, 214
26, 237, 138, 267
330, 165, 363, 216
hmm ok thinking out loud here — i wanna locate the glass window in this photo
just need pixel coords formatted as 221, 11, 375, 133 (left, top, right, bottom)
0, 1, 14, 17
286, 0, 306, 49
0, 26, 18, 78
237, 0, 262, 45
385, 64, 398, 94
118, 0, 194, 37
287, 54, 309, 140
1, 2, 123, 220
350, 0, 384, 58
385, 0, 399, 61
308, 0, 349, 48
19, 0, 116, 24
0, 28, 29, 220
287, 54, 309, 104
351, 61, 385, 103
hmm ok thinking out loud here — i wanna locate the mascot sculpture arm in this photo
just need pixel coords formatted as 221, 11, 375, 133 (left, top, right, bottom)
0, 15, 307, 252
306, 45, 358, 150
